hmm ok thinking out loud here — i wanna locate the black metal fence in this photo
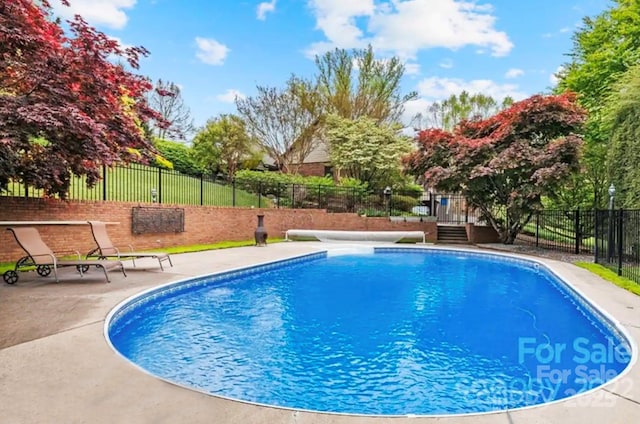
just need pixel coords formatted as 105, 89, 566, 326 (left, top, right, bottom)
0, 163, 437, 217
517, 208, 640, 284
517, 209, 595, 254
594, 209, 640, 284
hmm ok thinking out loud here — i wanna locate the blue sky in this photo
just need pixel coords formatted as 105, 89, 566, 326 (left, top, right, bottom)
50, 0, 610, 133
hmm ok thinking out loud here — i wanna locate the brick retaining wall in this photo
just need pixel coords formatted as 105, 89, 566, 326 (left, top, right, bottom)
0, 197, 437, 263
465, 223, 500, 243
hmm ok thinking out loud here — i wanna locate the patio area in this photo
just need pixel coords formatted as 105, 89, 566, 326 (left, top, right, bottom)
1, 242, 639, 424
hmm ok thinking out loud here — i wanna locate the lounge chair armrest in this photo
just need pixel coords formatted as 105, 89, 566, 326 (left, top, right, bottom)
127, 244, 135, 253
32, 253, 58, 264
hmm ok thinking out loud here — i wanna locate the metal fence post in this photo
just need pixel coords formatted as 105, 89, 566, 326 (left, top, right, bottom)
157, 167, 162, 204
102, 164, 107, 201
352, 187, 356, 213
232, 179, 236, 207
276, 183, 281, 209
291, 184, 295, 209
608, 207, 615, 263
594, 209, 599, 263
617, 209, 624, 276
200, 174, 204, 206
574, 209, 580, 254
535, 212, 540, 248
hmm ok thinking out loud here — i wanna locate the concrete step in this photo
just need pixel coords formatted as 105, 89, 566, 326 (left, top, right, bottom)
437, 225, 469, 243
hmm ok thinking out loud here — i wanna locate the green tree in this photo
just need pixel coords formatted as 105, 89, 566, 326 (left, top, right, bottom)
152, 139, 202, 176
325, 114, 412, 189
314, 45, 417, 123
0, 0, 161, 198
412, 91, 513, 131
556, 0, 640, 207
191, 114, 261, 180
604, 64, 640, 208
236, 76, 323, 173
404, 93, 586, 244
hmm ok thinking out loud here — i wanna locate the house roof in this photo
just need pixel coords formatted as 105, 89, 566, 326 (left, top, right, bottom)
302, 141, 330, 164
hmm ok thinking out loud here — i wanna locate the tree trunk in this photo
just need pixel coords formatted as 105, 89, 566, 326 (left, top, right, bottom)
501, 214, 529, 244
501, 228, 519, 244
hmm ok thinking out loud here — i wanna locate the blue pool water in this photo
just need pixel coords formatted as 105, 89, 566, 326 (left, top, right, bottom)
107, 248, 632, 415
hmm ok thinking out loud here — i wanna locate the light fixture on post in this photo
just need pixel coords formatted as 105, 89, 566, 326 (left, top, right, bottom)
151, 188, 158, 203
608, 184, 616, 210
383, 186, 392, 217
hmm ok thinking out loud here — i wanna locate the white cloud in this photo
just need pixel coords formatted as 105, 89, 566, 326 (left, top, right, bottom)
305, 0, 375, 57
404, 62, 421, 75
543, 26, 574, 39
216, 89, 246, 103
195, 37, 230, 65
50, 0, 136, 29
306, 0, 513, 58
402, 97, 431, 126
439, 58, 454, 69
505, 68, 524, 79
257, 0, 277, 20
416, 76, 527, 101
549, 65, 565, 85
107, 35, 133, 51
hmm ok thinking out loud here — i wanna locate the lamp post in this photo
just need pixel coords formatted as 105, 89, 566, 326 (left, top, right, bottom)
428, 187, 435, 217
608, 184, 616, 210
383, 186, 392, 217
607, 184, 616, 262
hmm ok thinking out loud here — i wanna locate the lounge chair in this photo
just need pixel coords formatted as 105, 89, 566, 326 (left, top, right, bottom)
86, 221, 172, 270
3, 227, 126, 284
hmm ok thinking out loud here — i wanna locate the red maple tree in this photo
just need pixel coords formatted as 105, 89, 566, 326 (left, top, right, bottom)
404, 93, 586, 243
0, 0, 164, 197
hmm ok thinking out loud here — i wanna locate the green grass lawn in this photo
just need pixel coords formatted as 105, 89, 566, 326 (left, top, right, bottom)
575, 261, 640, 296
521, 222, 595, 247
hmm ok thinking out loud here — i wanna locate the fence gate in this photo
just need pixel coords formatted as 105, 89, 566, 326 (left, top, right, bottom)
426, 193, 482, 224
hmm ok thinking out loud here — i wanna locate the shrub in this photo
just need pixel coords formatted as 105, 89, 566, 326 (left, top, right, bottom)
398, 183, 424, 199
358, 208, 388, 217
152, 139, 202, 176
390, 195, 418, 213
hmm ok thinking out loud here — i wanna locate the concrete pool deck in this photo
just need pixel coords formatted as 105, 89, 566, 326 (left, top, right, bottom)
1, 242, 639, 424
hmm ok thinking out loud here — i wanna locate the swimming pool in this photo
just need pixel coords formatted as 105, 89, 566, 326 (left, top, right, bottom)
106, 247, 633, 416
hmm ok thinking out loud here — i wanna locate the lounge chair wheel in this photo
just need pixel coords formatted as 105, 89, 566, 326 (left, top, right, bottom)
3, 270, 18, 284
77, 265, 90, 273
36, 265, 52, 277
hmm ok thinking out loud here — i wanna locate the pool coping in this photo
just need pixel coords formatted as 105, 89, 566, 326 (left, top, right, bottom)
1, 242, 640, 424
